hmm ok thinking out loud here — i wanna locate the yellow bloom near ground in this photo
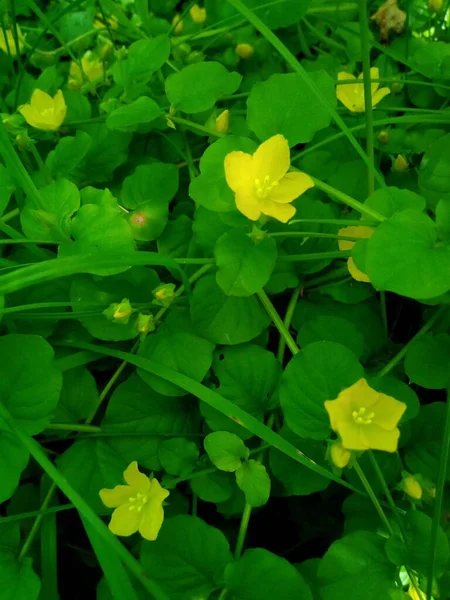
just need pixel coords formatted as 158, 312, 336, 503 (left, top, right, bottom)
224, 134, 314, 223
190, 4, 207, 23
100, 461, 169, 541
338, 225, 374, 282
0, 26, 25, 56
325, 378, 406, 452
19, 89, 67, 131
69, 52, 104, 88
336, 67, 390, 112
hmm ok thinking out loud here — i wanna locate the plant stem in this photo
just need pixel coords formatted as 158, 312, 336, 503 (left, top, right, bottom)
380, 292, 388, 341
1, 208, 19, 223
353, 460, 393, 535
18, 483, 56, 560
234, 502, 252, 559
257, 289, 299, 356
45, 423, 102, 433
169, 115, 223, 138
270, 231, 362, 241
358, 0, 376, 195
277, 287, 301, 364
312, 178, 385, 221
0, 503, 74, 524
427, 386, 450, 600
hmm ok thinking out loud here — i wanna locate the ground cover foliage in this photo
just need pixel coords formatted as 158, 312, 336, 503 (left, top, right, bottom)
1, 0, 450, 598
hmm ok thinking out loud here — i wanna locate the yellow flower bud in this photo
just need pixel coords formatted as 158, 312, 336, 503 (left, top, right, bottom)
19, 89, 67, 132
0, 25, 25, 56
429, 0, 443, 10
190, 4, 207, 23
236, 43, 254, 59
103, 298, 133, 324
403, 475, 422, 500
330, 441, 351, 468
377, 130, 389, 144
172, 14, 184, 34
153, 284, 176, 307
137, 313, 155, 335
393, 154, 409, 172
215, 110, 229, 133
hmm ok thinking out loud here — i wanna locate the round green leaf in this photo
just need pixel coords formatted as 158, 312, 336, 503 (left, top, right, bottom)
215, 230, 277, 296
158, 438, 199, 477
141, 516, 233, 599
0, 334, 62, 435
279, 341, 364, 440
0, 524, 40, 600
54, 367, 98, 424
106, 97, 163, 132
0, 432, 29, 503
190, 468, 235, 503
404, 333, 450, 389
419, 132, 450, 210
365, 209, 450, 299
165, 62, 241, 113
297, 315, 366, 360
204, 431, 249, 472
113, 35, 170, 91
247, 71, 336, 146
225, 548, 313, 600
364, 187, 425, 218
235, 460, 271, 507
190, 274, 270, 344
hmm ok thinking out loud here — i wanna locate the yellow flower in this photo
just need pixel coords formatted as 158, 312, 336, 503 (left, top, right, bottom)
19, 89, 67, 131
338, 225, 374, 283
402, 475, 422, 500
172, 14, 184, 34
337, 67, 390, 112
236, 43, 254, 59
190, 4, 207, 23
0, 25, 25, 56
99, 461, 169, 541
224, 134, 314, 223
93, 13, 119, 30
69, 52, 104, 88
324, 378, 406, 452
330, 441, 351, 468
429, 0, 443, 10
215, 109, 229, 133
393, 154, 409, 172
408, 585, 425, 600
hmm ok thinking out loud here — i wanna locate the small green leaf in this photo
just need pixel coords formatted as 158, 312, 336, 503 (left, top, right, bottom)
0, 165, 15, 216
106, 97, 163, 132
235, 460, 270, 507
215, 230, 277, 296
113, 35, 170, 91
364, 187, 425, 218
165, 62, 241, 113
204, 431, 249, 472
297, 315, 366, 360
405, 333, 450, 389
0, 523, 40, 600
54, 367, 98, 424
80, 124, 131, 183
419, 132, 450, 210
190, 468, 235, 503
140, 516, 233, 599
158, 438, 199, 476
436, 198, 450, 241
0, 432, 29, 503
45, 131, 92, 182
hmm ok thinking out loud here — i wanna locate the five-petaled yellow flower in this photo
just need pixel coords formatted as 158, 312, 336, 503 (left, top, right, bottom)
69, 51, 104, 88
99, 461, 169, 541
337, 67, 390, 112
338, 225, 374, 283
19, 89, 67, 131
0, 25, 25, 56
325, 378, 406, 452
224, 134, 314, 223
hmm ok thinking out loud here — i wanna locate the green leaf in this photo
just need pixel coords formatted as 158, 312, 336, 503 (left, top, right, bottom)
190, 274, 270, 344
189, 136, 257, 212
0, 432, 29, 503
0, 523, 40, 600
113, 35, 170, 91
157, 438, 199, 477
436, 197, 450, 241
165, 62, 241, 113
21, 179, 80, 242
247, 71, 335, 146
270, 427, 330, 496
101, 375, 200, 471
297, 315, 366, 360
224, 548, 313, 600
318, 531, 397, 600
57, 438, 128, 514
405, 332, 450, 390
137, 311, 214, 396
280, 341, 363, 440
190, 467, 235, 503
70, 268, 159, 341
140, 516, 233, 599
419, 133, 450, 210
364, 187, 425, 218
0, 334, 62, 435
0, 165, 15, 216
45, 131, 92, 182
106, 97, 163, 132
204, 431, 249, 472
365, 209, 450, 300
235, 459, 270, 507
386, 511, 449, 576
215, 230, 277, 296
54, 367, 98, 424
80, 124, 131, 183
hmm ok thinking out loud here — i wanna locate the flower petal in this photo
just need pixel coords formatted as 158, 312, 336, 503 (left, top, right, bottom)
338, 225, 374, 251
224, 151, 254, 193
235, 190, 261, 221
99, 485, 132, 508
372, 394, 407, 429
372, 86, 391, 108
325, 394, 355, 431
148, 478, 170, 504
361, 425, 400, 452
338, 422, 368, 450
19, 104, 42, 129
269, 171, 314, 204
108, 504, 141, 537
53, 90, 67, 126
139, 502, 165, 541
259, 199, 296, 223
123, 461, 150, 492
369, 66, 380, 95
253, 134, 290, 183
337, 72, 363, 113
30, 89, 53, 112
347, 257, 370, 283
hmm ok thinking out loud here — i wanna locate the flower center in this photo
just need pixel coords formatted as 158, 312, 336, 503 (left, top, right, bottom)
41, 108, 55, 117
352, 406, 375, 425
128, 492, 149, 512
254, 175, 279, 199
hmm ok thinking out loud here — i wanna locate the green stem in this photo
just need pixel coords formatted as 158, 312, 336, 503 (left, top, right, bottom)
45, 423, 102, 433
18, 483, 56, 560
0, 503, 74, 524
380, 292, 389, 341
378, 306, 447, 377
169, 115, 223, 138
277, 286, 301, 364
312, 178, 385, 221
278, 250, 350, 262
257, 289, 299, 356
270, 231, 363, 241
427, 386, 450, 600
234, 502, 252, 559
358, 0, 376, 195
353, 460, 393, 535
304, 266, 350, 289
1, 208, 19, 223
29, 144, 52, 183
290, 218, 379, 227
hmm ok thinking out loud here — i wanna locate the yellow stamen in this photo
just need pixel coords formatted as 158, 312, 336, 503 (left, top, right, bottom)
352, 407, 375, 425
